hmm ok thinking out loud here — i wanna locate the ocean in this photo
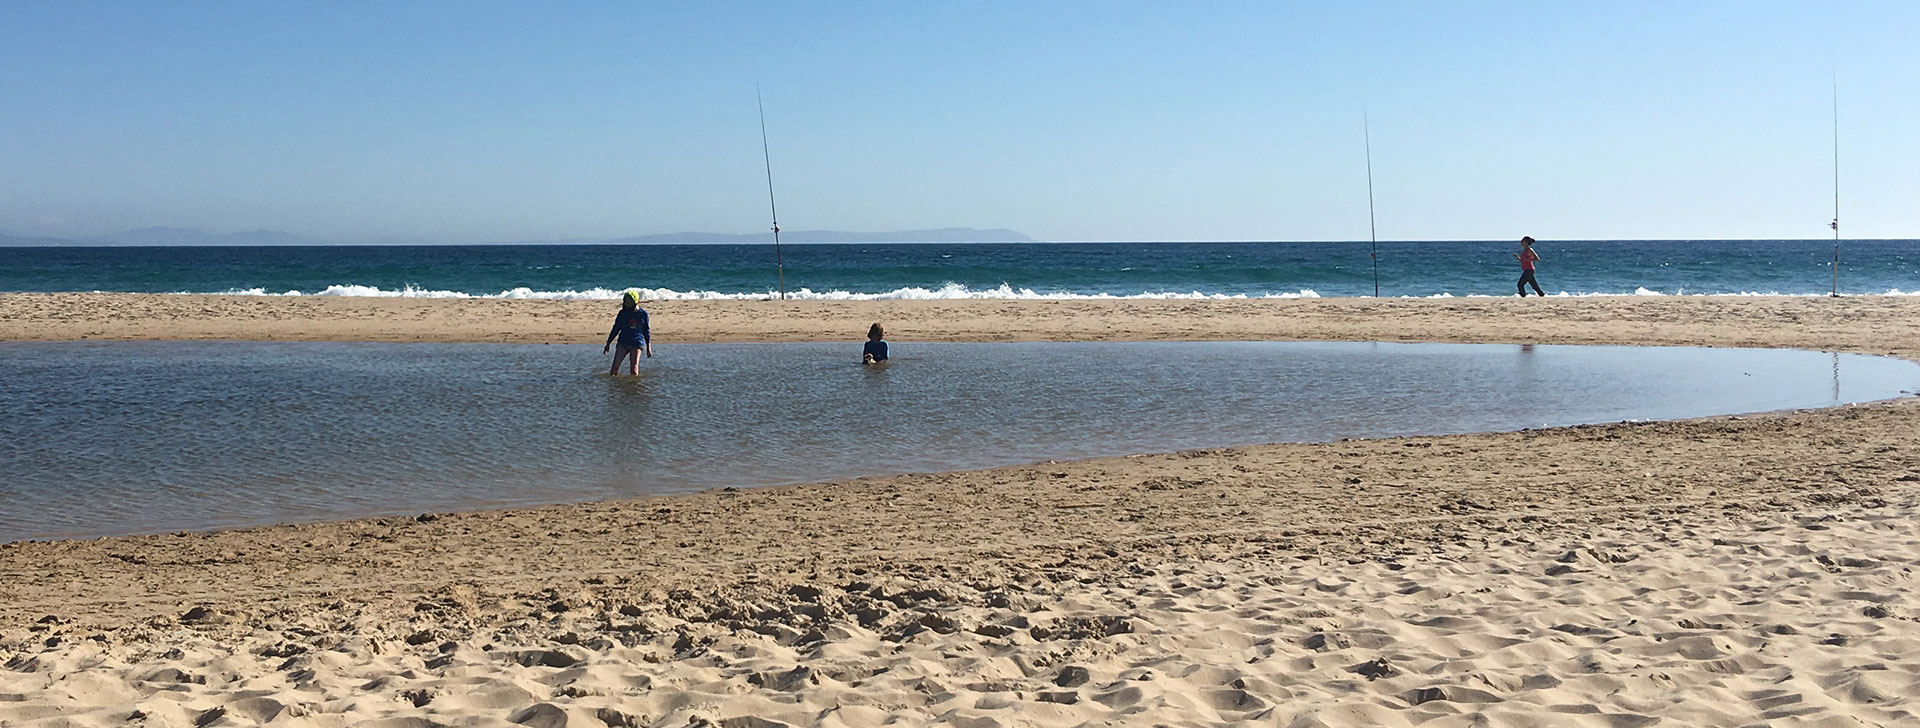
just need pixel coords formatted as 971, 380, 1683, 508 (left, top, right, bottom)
2, 239, 1917, 299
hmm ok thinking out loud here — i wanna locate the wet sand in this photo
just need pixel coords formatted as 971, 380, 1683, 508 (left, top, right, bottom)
3, 293, 1919, 726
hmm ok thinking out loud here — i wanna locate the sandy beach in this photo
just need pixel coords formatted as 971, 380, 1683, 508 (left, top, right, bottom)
4, 293, 1918, 356
4, 293, 1919, 726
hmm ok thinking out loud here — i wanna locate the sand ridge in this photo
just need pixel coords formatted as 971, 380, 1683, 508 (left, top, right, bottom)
2, 293, 1918, 357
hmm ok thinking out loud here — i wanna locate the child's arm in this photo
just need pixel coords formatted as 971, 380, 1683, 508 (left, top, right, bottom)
640, 310, 653, 357
604, 317, 621, 353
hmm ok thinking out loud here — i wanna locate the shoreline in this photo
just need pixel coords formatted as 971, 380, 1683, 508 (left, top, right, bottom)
5, 293, 1920, 724
5, 292, 1917, 550
5, 291, 1915, 546
10, 394, 1915, 617
6, 388, 1913, 548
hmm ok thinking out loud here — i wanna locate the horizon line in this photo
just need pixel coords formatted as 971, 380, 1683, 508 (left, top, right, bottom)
6, 237, 1918, 248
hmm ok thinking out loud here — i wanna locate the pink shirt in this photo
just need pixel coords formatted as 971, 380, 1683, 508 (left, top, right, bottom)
1519, 248, 1537, 271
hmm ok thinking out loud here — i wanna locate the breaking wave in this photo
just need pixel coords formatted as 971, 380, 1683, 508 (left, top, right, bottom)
199, 283, 1326, 300
184, 283, 1920, 300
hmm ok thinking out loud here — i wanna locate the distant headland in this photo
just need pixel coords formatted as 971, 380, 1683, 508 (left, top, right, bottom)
0, 226, 1035, 246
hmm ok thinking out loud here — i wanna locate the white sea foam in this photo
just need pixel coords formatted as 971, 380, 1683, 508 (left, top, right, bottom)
186, 283, 1920, 300
200, 283, 1325, 301
1413, 288, 1920, 299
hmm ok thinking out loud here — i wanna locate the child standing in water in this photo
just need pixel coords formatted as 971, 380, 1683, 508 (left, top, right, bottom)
862, 323, 889, 365
1514, 236, 1544, 297
604, 290, 652, 375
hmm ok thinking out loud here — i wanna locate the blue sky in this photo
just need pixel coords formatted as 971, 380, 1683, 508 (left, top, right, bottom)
1, 1, 1914, 242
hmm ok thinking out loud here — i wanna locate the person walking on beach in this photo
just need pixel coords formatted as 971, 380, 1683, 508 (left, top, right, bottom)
862, 322, 890, 365
1514, 236, 1544, 297
604, 289, 652, 375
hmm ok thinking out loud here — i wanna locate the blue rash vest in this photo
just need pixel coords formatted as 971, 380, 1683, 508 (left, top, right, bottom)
863, 339, 889, 361
608, 308, 650, 348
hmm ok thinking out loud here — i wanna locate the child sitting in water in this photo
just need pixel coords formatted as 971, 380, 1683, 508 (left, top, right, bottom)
604, 290, 651, 375
862, 322, 889, 365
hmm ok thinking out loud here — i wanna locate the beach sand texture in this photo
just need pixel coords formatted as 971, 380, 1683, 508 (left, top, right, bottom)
3, 294, 1919, 726
2, 293, 1917, 355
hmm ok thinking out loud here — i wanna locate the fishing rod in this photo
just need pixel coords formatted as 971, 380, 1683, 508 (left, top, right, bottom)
1364, 112, 1379, 297
757, 84, 787, 300
1829, 72, 1840, 298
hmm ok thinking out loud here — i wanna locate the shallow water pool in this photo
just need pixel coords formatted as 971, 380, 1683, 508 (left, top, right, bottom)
2, 341, 1914, 541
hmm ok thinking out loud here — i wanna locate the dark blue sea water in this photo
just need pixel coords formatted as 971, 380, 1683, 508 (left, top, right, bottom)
2, 240, 1917, 299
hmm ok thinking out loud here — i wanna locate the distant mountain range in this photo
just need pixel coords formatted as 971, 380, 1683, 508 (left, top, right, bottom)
0, 226, 1034, 246
601, 227, 1032, 244
97, 227, 319, 246
0, 227, 336, 247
